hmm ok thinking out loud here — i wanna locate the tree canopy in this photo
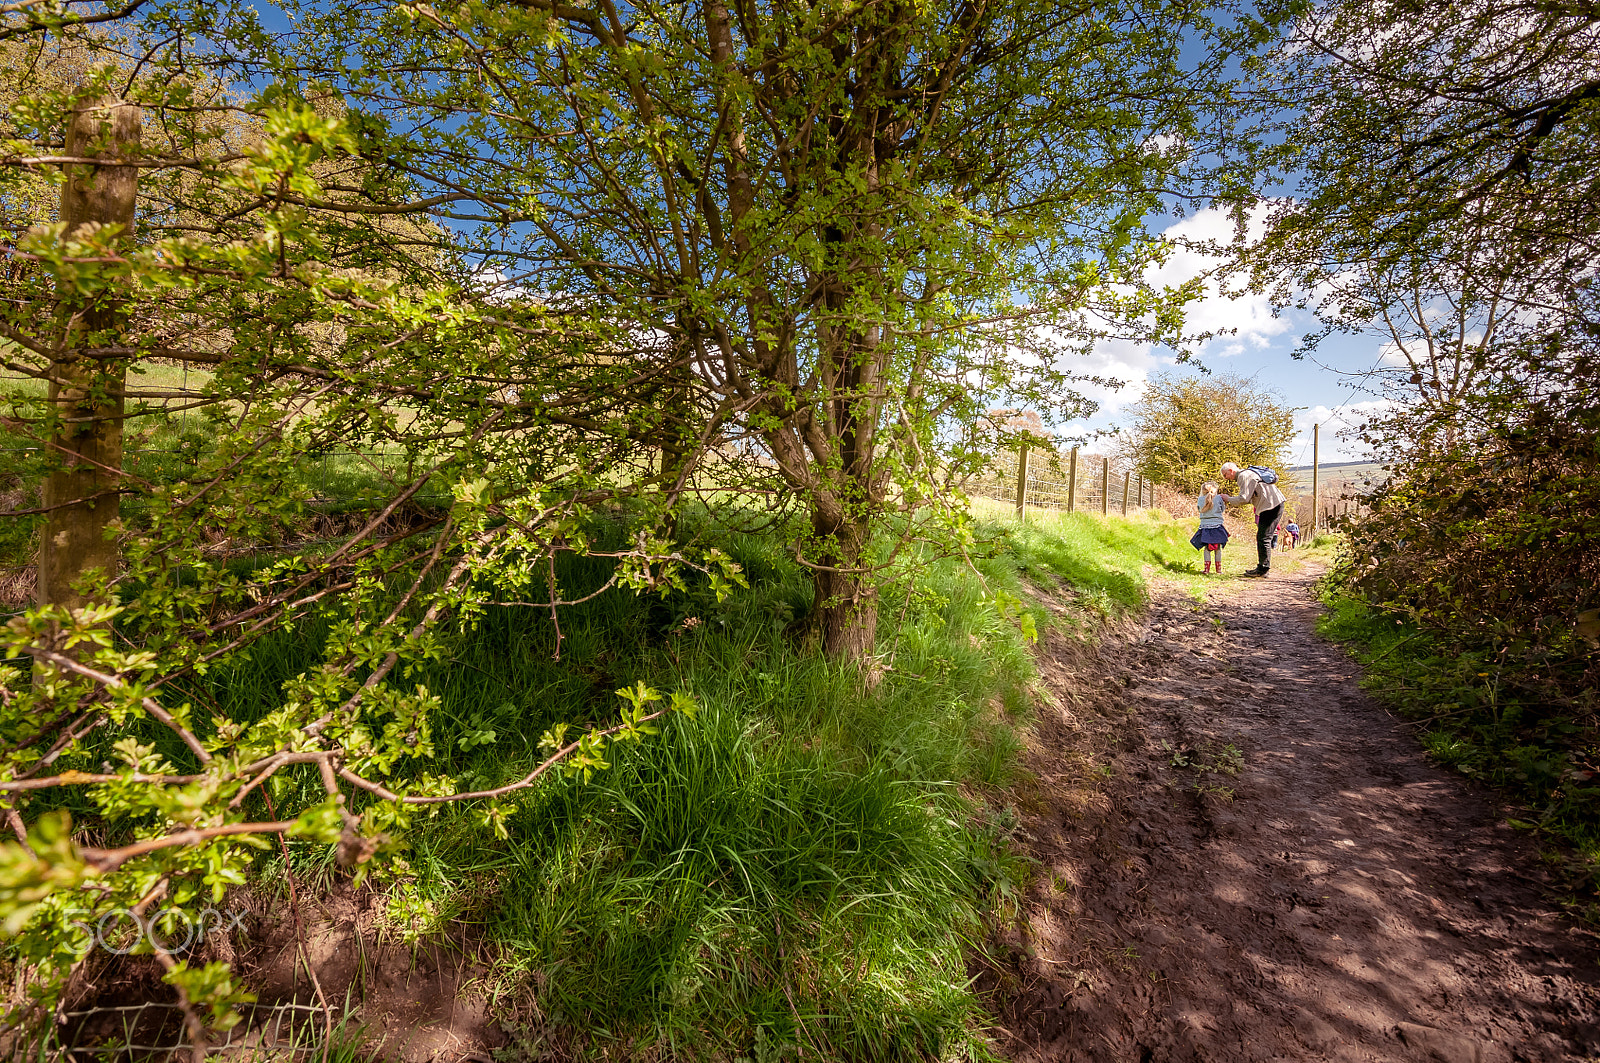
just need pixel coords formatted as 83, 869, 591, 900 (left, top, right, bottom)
1234, 0, 1600, 403
1248, 0, 1600, 298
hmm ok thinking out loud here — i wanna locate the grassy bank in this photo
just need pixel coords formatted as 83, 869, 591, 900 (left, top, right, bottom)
1316, 574, 1600, 914
26, 505, 1204, 1058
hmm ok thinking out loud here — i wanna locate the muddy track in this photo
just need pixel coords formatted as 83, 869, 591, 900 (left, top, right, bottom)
983, 563, 1600, 1063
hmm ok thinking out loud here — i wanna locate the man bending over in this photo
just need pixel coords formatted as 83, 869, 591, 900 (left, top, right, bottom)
1221, 462, 1285, 578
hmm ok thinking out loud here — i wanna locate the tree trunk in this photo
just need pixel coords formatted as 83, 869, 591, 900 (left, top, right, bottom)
808, 508, 877, 659
36, 97, 140, 641
655, 315, 700, 538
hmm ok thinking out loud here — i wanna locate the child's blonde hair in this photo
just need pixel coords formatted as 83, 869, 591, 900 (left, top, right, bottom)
1199, 481, 1220, 511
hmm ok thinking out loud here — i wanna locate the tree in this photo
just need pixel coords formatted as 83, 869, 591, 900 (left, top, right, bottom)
35, 94, 138, 657
1229, 0, 1600, 460
1245, 0, 1600, 312
1120, 372, 1295, 488
261, 0, 1283, 658
0, 0, 1291, 1038
1285, 215, 1516, 453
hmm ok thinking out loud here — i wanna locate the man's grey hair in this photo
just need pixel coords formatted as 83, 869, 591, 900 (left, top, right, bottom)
1221, 461, 1241, 475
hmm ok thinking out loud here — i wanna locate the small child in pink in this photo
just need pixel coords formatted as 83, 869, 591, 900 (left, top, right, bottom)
1189, 481, 1230, 573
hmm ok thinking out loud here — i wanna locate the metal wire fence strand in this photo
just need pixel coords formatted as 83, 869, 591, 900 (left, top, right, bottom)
968, 449, 1149, 517
57, 1001, 332, 1058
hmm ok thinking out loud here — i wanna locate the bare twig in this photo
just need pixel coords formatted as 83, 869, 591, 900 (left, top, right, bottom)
30, 650, 211, 765
78, 821, 297, 873
0, 770, 203, 792
1, 794, 31, 851
547, 551, 564, 661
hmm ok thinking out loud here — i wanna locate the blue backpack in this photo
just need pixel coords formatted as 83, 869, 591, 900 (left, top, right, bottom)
1246, 465, 1279, 485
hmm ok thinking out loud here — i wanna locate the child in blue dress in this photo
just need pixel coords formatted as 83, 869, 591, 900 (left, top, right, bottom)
1190, 481, 1229, 573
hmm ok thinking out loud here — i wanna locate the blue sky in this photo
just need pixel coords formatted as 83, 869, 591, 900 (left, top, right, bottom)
244, 1, 1376, 465
1058, 207, 1389, 466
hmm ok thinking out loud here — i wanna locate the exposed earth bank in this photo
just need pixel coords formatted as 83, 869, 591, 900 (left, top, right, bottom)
983, 563, 1600, 1063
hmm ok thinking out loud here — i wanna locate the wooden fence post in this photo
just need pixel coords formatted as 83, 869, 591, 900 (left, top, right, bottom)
1015, 445, 1030, 520
1121, 471, 1129, 515
1100, 457, 1109, 514
1067, 446, 1078, 513
37, 96, 140, 671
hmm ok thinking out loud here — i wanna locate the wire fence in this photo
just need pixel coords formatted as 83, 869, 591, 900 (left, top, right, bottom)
966, 446, 1377, 545
0, 445, 433, 509
55, 1000, 334, 1059
967, 446, 1155, 516
2, 434, 1374, 534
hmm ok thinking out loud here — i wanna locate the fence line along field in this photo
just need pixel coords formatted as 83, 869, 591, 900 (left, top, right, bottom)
969, 445, 1155, 517
970, 445, 1298, 546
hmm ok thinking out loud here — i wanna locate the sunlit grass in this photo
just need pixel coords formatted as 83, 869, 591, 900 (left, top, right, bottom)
31, 487, 1205, 1056
970, 498, 1240, 608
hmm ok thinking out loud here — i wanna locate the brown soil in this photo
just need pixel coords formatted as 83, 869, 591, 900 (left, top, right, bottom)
983, 562, 1600, 1063
54, 886, 506, 1062
236, 886, 506, 1062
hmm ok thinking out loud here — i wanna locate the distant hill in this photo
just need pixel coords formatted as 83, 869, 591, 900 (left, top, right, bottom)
1275, 460, 1391, 522
1282, 461, 1389, 487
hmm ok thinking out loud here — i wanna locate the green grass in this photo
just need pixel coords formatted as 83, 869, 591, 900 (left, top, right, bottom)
33, 502, 1205, 1058
978, 502, 1286, 611
1316, 587, 1600, 906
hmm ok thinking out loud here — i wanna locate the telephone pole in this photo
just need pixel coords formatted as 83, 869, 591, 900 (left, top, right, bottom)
1311, 423, 1320, 539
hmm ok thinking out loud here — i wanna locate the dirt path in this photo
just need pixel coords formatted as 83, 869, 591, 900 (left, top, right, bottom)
983, 563, 1600, 1063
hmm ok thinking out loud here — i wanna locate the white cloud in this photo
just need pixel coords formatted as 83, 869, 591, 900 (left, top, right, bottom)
1071, 337, 1158, 409
470, 265, 538, 305
1030, 207, 1297, 437
1045, 337, 1183, 442
996, 321, 1164, 437
1049, 336, 1203, 445
1377, 331, 1486, 370
1286, 400, 1396, 466
1147, 207, 1294, 357
1008, 207, 1334, 446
